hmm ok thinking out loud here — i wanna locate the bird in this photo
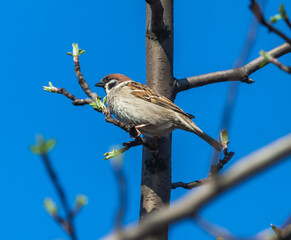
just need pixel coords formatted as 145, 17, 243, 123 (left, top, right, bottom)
95, 73, 222, 151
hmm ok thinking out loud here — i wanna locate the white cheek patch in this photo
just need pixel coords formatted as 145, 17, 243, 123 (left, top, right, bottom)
105, 80, 133, 94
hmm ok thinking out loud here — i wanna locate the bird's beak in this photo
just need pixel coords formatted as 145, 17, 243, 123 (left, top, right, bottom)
95, 81, 104, 87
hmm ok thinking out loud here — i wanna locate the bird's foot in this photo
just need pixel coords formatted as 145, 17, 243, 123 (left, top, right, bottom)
129, 124, 149, 139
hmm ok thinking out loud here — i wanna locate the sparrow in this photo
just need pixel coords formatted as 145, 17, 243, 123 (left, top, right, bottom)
95, 73, 222, 151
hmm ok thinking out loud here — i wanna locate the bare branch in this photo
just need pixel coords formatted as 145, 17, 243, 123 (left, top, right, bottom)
104, 137, 158, 160
53, 87, 93, 106
73, 56, 98, 100
41, 153, 77, 240
194, 216, 291, 240
194, 215, 247, 240
283, 18, 291, 31
171, 151, 234, 190
271, 58, 291, 73
176, 43, 291, 92
102, 133, 291, 240
250, 0, 291, 45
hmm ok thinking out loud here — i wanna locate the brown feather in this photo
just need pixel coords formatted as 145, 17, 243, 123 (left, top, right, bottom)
128, 82, 195, 119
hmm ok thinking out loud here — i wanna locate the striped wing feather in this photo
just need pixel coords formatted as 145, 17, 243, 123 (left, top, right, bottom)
128, 82, 194, 119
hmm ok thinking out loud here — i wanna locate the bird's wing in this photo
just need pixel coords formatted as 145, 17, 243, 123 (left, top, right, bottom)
128, 82, 194, 119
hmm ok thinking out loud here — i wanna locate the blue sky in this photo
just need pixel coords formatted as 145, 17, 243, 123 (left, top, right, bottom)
0, 0, 290, 239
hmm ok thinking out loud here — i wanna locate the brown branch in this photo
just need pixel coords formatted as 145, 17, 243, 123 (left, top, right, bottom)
53, 87, 93, 106
194, 215, 248, 240
194, 216, 291, 240
250, 0, 291, 45
283, 18, 291, 31
145, 0, 167, 35
102, 133, 291, 240
271, 58, 291, 73
41, 153, 77, 240
171, 151, 234, 190
123, 137, 158, 151
73, 57, 97, 100
176, 43, 291, 92
102, 108, 136, 135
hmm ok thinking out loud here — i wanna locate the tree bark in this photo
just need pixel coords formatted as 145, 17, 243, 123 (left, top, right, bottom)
140, 1, 174, 239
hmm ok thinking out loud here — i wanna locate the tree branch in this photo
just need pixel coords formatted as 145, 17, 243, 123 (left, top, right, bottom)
283, 17, 291, 31
102, 133, 291, 240
250, 0, 291, 45
41, 153, 77, 240
171, 151, 234, 190
271, 58, 291, 73
194, 215, 291, 240
73, 56, 98, 100
176, 43, 291, 93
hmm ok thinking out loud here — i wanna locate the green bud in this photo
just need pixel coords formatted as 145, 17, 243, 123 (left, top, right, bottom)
270, 14, 282, 23
103, 148, 125, 161
72, 43, 79, 57
220, 129, 229, 149
260, 50, 272, 62
69, 43, 86, 57
44, 197, 58, 216
279, 4, 287, 19
30, 135, 56, 155
102, 96, 107, 104
76, 194, 88, 207
43, 82, 58, 92
79, 49, 86, 55
89, 97, 106, 111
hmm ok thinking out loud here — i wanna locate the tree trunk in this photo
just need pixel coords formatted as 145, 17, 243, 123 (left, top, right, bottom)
140, 1, 174, 239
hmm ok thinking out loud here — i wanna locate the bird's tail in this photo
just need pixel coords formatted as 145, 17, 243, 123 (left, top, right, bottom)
182, 119, 222, 151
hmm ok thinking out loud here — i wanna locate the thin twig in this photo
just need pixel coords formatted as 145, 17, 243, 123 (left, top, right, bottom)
194, 215, 249, 240
41, 153, 77, 240
283, 17, 291, 30
175, 43, 291, 92
271, 58, 291, 73
102, 133, 291, 240
209, 151, 234, 176
73, 56, 97, 100
171, 151, 234, 190
211, 12, 261, 166
194, 213, 291, 240
54, 87, 93, 106
250, 0, 291, 45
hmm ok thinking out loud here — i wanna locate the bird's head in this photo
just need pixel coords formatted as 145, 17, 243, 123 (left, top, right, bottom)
95, 73, 133, 94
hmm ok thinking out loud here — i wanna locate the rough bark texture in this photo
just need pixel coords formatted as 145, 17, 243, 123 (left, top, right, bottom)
140, 1, 174, 239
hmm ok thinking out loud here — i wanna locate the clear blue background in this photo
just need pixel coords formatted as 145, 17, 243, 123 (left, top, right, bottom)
0, 0, 290, 239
